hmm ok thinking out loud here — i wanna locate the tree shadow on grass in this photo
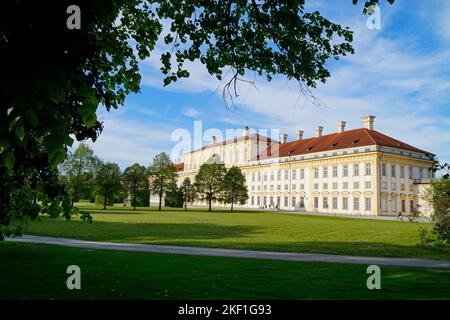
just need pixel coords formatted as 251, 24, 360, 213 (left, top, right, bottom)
189, 240, 450, 260
26, 220, 261, 242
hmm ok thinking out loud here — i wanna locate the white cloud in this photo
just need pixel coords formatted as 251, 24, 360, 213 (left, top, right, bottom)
182, 107, 202, 118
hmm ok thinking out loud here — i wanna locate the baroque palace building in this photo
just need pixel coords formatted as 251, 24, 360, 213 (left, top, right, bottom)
170, 116, 435, 216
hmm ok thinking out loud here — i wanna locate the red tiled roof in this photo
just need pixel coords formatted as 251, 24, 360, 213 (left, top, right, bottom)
256, 128, 432, 160
188, 133, 276, 154
173, 163, 184, 171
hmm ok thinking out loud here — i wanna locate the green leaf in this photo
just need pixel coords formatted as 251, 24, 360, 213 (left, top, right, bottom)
7, 107, 13, 116
25, 109, 39, 128
0, 140, 9, 154
82, 113, 97, 128
8, 116, 21, 133
50, 89, 66, 104
15, 119, 25, 141
2, 152, 14, 170
51, 149, 66, 168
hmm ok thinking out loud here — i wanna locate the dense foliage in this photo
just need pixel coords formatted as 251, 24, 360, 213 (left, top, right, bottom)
220, 166, 248, 212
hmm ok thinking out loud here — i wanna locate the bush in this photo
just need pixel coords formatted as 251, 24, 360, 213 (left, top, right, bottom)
165, 188, 183, 208
422, 178, 450, 247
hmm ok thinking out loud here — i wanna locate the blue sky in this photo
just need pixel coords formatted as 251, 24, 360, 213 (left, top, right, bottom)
86, 0, 450, 169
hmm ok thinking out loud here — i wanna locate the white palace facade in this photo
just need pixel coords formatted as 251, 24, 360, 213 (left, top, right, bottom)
171, 116, 435, 216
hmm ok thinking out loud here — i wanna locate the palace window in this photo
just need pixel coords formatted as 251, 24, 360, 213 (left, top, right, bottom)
300, 184, 304, 190
332, 166, 338, 177
314, 197, 319, 209
292, 184, 296, 190
343, 165, 348, 177
270, 172, 274, 181
292, 197, 296, 208
332, 182, 338, 190
292, 170, 297, 180
353, 181, 359, 189
409, 167, 413, 179
277, 185, 281, 191
284, 197, 289, 207
353, 197, 360, 210
300, 197, 305, 208
257, 197, 261, 206
323, 183, 328, 190
300, 169, 305, 179
323, 197, 329, 209
332, 197, 338, 209
323, 166, 328, 178
314, 168, 319, 178
354, 164, 359, 176
343, 197, 348, 210
391, 165, 396, 177
365, 163, 372, 176
284, 184, 289, 190
365, 181, 371, 189
251, 197, 254, 206
314, 183, 319, 190
381, 164, 386, 176
400, 166, 405, 178
284, 170, 289, 180
343, 182, 348, 189
277, 170, 281, 180
365, 198, 371, 211
252, 173, 255, 182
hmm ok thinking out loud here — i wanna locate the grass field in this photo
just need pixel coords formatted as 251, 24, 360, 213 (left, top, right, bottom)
14, 204, 450, 260
1, 241, 449, 300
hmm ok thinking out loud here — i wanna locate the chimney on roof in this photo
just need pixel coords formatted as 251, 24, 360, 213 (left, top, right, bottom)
281, 133, 288, 144
243, 126, 250, 137
210, 136, 217, 145
296, 130, 304, 140
361, 115, 375, 130
337, 121, 346, 133
315, 126, 323, 137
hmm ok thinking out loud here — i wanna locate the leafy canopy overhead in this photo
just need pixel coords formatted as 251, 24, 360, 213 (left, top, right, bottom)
0, 0, 394, 237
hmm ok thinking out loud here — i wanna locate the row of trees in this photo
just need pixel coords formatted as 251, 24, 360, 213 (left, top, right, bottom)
140, 153, 249, 212
59, 143, 149, 210
60, 145, 248, 212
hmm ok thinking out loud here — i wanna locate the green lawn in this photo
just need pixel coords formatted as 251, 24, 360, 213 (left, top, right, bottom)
1, 242, 449, 300
14, 204, 450, 260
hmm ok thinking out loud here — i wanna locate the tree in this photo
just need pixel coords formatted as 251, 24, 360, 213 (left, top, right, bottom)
180, 177, 197, 211
0, 0, 394, 238
195, 157, 227, 212
422, 178, 450, 246
148, 153, 178, 211
122, 163, 148, 211
59, 143, 100, 206
95, 162, 122, 210
164, 187, 184, 208
221, 166, 249, 212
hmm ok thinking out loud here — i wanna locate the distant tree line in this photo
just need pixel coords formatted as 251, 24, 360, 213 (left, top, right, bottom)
59, 146, 248, 212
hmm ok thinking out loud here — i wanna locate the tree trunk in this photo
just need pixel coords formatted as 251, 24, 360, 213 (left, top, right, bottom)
103, 192, 107, 210
231, 190, 234, 212
133, 186, 136, 211
184, 195, 187, 211
158, 188, 163, 211
208, 196, 212, 212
